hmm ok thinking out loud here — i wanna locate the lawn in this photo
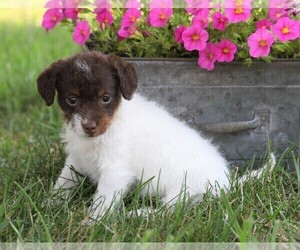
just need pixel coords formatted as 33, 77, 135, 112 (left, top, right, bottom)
0, 9, 299, 243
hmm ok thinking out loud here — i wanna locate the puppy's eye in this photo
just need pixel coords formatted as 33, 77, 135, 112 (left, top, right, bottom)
101, 95, 111, 104
66, 96, 78, 106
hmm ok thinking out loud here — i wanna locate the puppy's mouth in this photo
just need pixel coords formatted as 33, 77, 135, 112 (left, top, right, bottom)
81, 123, 103, 138
70, 114, 112, 138
82, 127, 107, 138
84, 131, 98, 137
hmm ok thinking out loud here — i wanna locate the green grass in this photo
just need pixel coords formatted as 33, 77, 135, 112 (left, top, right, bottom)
0, 9, 300, 243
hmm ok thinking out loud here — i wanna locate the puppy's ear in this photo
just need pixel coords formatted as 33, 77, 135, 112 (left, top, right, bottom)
37, 61, 62, 106
107, 55, 138, 100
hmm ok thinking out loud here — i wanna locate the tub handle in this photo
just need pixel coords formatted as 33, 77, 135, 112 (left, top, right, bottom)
199, 109, 270, 134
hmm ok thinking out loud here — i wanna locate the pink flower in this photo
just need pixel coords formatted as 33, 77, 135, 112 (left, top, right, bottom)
42, 8, 64, 31
255, 19, 273, 30
150, 0, 173, 8
268, 0, 288, 9
216, 39, 237, 62
73, 21, 91, 45
64, 8, 81, 20
185, 0, 210, 10
225, 6, 252, 23
225, 0, 252, 23
184, 0, 209, 15
247, 28, 275, 58
118, 26, 138, 39
268, 8, 288, 20
192, 8, 210, 29
121, 8, 141, 27
174, 25, 186, 43
125, 0, 141, 8
212, 11, 228, 31
198, 42, 218, 71
95, 8, 114, 29
273, 17, 299, 42
94, 0, 111, 9
148, 8, 173, 27
225, 0, 252, 8
65, 0, 82, 8
45, 0, 62, 8
182, 25, 208, 51
268, 0, 288, 20
185, 8, 201, 15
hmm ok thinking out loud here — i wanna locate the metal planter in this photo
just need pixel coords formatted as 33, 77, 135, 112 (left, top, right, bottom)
127, 58, 300, 163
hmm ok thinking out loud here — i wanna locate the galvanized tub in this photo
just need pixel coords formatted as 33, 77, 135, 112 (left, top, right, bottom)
127, 58, 300, 163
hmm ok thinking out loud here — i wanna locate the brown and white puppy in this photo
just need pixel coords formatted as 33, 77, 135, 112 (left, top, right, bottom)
37, 51, 229, 221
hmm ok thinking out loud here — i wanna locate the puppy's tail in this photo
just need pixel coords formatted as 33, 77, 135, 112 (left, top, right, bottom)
236, 153, 276, 185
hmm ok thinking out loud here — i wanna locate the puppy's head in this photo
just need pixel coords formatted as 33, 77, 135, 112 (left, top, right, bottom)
37, 51, 138, 137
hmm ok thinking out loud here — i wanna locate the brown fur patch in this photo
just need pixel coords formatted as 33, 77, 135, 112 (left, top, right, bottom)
98, 89, 106, 97
36, 51, 138, 137
70, 89, 80, 96
95, 114, 114, 136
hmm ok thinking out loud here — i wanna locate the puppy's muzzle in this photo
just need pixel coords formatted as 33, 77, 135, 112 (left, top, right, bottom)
82, 119, 97, 136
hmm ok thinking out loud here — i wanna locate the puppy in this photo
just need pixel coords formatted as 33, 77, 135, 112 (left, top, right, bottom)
37, 51, 229, 220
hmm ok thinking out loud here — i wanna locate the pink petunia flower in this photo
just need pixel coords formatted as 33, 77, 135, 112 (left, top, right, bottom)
268, 0, 288, 20
255, 19, 273, 30
174, 25, 186, 43
150, 0, 173, 9
45, 0, 62, 8
148, 8, 173, 27
64, 8, 81, 20
225, 0, 252, 8
225, 0, 252, 23
121, 8, 141, 27
95, 8, 114, 29
192, 8, 210, 29
185, 8, 202, 15
73, 21, 91, 45
42, 8, 64, 31
198, 42, 218, 71
273, 17, 299, 42
182, 25, 208, 51
225, 6, 252, 23
247, 28, 275, 58
185, 0, 210, 11
118, 26, 138, 39
216, 39, 237, 62
125, 0, 141, 8
65, 0, 82, 8
268, 8, 288, 20
94, 0, 111, 9
268, 0, 288, 9
184, 0, 210, 15
212, 11, 228, 31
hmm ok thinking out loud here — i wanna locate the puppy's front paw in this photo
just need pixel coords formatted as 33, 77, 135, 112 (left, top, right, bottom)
80, 211, 107, 226
127, 208, 159, 218
41, 196, 66, 208
42, 188, 70, 208
80, 216, 99, 226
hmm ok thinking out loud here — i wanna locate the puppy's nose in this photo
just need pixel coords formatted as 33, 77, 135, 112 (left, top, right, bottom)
82, 119, 97, 135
